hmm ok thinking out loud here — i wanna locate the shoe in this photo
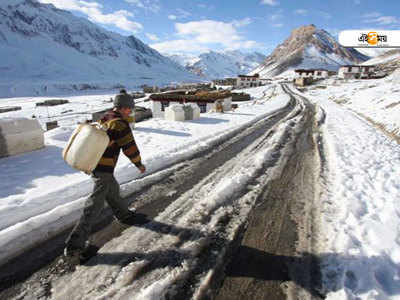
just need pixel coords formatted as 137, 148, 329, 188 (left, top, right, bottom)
80, 244, 100, 264
117, 211, 150, 226
64, 246, 83, 265
64, 244, 99, 265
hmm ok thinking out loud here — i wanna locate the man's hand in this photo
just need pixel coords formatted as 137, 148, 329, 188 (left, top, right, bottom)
139, 165, 146, 174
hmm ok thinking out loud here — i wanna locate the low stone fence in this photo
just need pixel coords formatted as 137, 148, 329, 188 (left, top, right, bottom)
231, 93, 251, 101
0, 106, 22, 113
36, 99, 69, 107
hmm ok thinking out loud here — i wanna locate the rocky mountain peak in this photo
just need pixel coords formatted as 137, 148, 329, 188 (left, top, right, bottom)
252, 24, 369, 77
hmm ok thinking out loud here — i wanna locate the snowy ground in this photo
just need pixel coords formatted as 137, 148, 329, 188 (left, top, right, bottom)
298, 80, 400, 299
0, 92, 142, 128
306, 71, 400, 136
2, 77, 400, 299
0, 85, 287, 267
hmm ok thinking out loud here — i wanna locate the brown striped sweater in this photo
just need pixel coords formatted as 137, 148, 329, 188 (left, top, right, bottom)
94, 110, 142, 173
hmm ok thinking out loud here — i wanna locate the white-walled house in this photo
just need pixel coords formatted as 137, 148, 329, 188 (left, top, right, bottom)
150, 92, 232, 119
338, 65, 376, 79
211, 78, 237, 89
236, 74, 261, 88
295, 69, 334, 79
211, 74, 264, 89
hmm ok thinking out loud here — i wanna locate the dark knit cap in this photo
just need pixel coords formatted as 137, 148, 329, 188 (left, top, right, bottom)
114, 92, 134, 108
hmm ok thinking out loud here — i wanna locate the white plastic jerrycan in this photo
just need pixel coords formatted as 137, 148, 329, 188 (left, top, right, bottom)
63, 123, 110, 174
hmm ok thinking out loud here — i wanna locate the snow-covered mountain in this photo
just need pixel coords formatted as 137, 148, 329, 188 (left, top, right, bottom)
362, 49, 400, 75
166, 53, 201, 69
356, 48, 392, 58
251, 24, 369, 78
167, 50, 266, 79
0, 0, 199, 97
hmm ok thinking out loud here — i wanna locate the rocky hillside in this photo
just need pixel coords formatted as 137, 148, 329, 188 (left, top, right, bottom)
251, 24, 369, 78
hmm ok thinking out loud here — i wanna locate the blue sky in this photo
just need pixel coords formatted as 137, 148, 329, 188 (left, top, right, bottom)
39, 0, 400, 55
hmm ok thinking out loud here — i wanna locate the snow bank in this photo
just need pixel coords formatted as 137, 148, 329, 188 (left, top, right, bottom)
305, 76, 400, 136
303, 83, 400, 299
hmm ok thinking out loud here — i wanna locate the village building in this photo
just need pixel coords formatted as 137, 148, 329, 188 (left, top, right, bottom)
211, 74, 264, 89
295, 69, 336, 79
294, 77, 314, 87
150, 91, 232, 118
211, 78, 237, 89
338, 65, 376, 79
294, 68, 337, 86
236, 74, 262, 88
176, 83, 211, 90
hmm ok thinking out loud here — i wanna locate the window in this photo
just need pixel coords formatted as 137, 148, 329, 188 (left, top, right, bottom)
317, 71, 322, 76
161, 101, 169, 112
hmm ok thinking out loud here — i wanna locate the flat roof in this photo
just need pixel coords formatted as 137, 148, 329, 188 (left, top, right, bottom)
295, 69, 328, 72
341, 65, 375, 67
238, 74, 259, 78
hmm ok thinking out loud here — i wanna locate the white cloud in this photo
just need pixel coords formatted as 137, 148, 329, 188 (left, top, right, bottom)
39, 0, 143, 33
269, 14, 282, 22
125, 0, 144, 8
197, 3, 214, 10
39, 0, 101, 11
152, 19, 260, 54
362, 12, 382, 19
150, 39, 209, 54
260, 0, 279, 6
232, 17, 252, 28
175, 20, 241, 46
268, 13, 283, 27
146, 33, 159, 41
124, 0, 160, 13
168, 8, 191, 20
317, 11, 332, 19
376, 16, 399, 25
361, 12, 399, 25
294, 9, 308, 16
176, 8, 191, 18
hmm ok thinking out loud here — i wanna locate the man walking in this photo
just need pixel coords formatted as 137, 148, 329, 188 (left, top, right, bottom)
65, 89, 148, 264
